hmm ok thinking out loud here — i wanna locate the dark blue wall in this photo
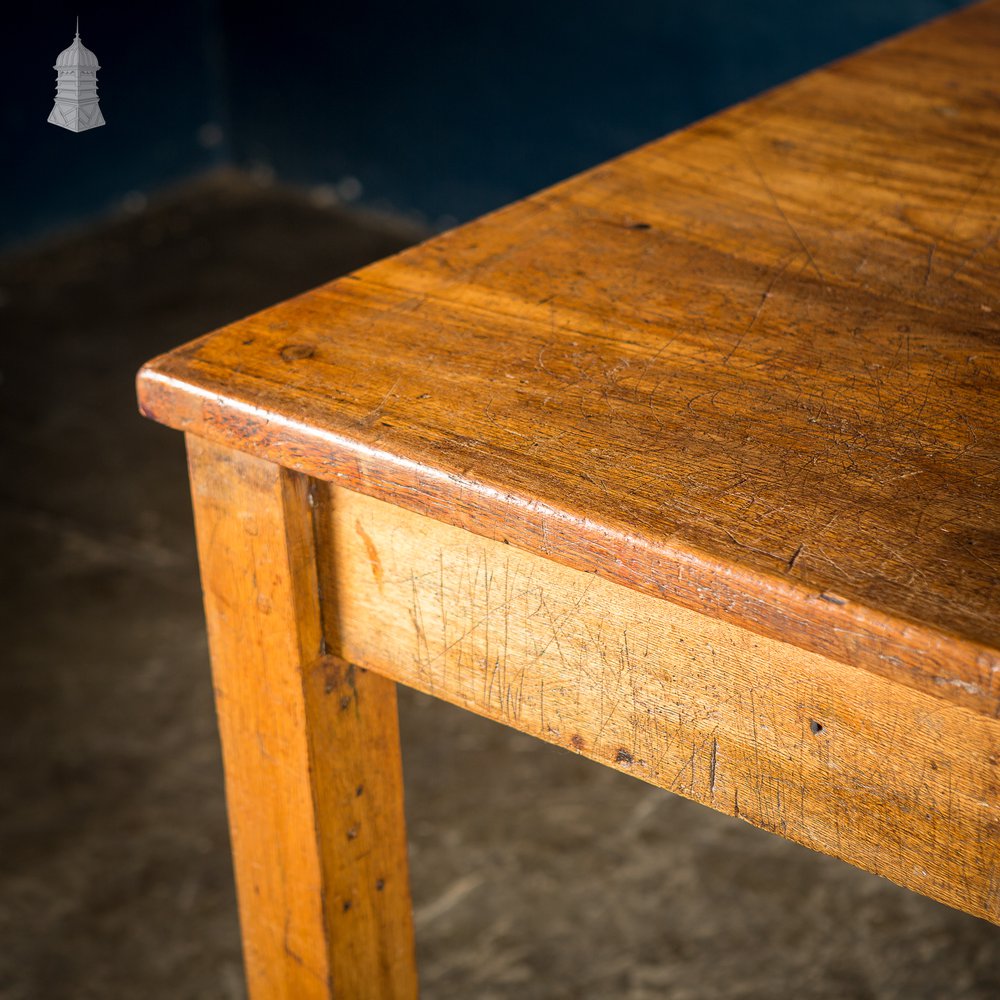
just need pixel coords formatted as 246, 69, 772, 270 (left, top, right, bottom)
4, 2, 229, 250
2, 1, 969, 250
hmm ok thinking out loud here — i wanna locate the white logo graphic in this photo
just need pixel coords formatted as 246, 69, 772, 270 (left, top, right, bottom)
48, 18, 105, 132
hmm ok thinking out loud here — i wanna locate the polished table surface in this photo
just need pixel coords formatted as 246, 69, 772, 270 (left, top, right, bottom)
139, 2, 1000, 994
141, 2, 1000, 716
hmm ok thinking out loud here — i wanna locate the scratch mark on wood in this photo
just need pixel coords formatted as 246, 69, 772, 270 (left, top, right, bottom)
724, 253, 798, 364
923, 243, 936, 287
745, 150, 826, 285
359, 378, 400, 429
354, 519, 384, 595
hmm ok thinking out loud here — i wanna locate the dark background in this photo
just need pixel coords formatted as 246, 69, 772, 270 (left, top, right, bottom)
3, 4, 1000, 998
3, 0, 969, 250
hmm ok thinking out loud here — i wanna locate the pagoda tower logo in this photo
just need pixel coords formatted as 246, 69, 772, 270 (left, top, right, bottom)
48, 18, 105, 132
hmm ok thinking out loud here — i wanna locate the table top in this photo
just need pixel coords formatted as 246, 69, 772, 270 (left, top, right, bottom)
139, 1, 1000, 717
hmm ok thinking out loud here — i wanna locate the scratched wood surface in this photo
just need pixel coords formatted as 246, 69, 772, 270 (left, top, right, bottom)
140, 2, 1000, 717
187, 437, 417, 999
325, 483, 1000, 922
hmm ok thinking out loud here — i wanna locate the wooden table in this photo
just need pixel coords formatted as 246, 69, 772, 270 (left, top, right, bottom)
138, 3, 1000, 995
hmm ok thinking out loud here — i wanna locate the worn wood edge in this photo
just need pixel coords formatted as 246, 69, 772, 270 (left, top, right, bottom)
187, 434, 334, 996
141, 371, 1000, 718
186, 436, 418, 999
329, 481, 1000, 925
134, 4, 1000, 714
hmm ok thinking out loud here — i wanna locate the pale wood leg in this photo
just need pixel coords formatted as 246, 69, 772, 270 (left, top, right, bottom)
186, 435, 418, 999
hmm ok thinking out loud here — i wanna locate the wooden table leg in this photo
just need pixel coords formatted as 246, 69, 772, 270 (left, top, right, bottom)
186, 435, 418, 999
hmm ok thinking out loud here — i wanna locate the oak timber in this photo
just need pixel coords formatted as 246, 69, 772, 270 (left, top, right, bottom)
186, 437, 417, 999
139, 2, 1000, 717
326, 483, 1000, 925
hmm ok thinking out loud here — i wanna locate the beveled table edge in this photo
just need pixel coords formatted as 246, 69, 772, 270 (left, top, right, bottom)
137, 360, 1000, 718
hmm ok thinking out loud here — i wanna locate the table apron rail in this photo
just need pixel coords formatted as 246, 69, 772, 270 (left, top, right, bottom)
313, 480, 1000, 925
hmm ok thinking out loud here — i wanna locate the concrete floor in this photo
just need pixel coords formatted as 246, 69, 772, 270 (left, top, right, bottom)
1, 171, 998, 999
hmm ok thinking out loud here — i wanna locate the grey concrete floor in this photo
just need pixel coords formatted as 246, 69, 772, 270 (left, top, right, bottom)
1, 171, 998, 1000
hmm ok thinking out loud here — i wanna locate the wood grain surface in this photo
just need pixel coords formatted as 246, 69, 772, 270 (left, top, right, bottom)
140, 2, 1000, 716
187, 437, 417, 999
325, 483, 1000, 924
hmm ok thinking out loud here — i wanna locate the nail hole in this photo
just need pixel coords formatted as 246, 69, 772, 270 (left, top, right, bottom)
375, 879, 385, 891
347, 826, 358, 840
355, 784, 364, 797
810, 720, 824, 734
342, 900, 352, 913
